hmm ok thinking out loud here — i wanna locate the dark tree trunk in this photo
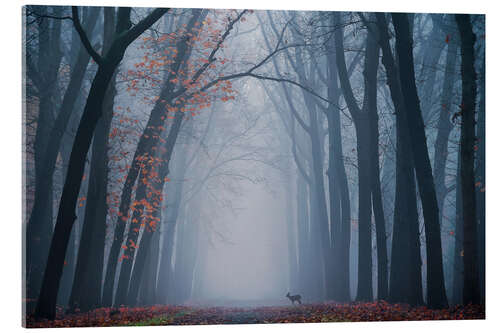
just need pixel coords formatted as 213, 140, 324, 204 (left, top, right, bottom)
101, 10, 202, 305
452, 155, 463, 304
114, 110, 185, 306
354, 116, 373, 302
369, 89, 389, 301
363, 20, 388, 300
141, 230, 160, 305
390, 117, 424, 306
26, 6, 64, 301
68, 7, 117, 312
27, 6, 100, 307
325, 46, 351, 302
334, 13, 380, 301
455, 13, 480, 305
127, 112, 186, 305
475, 58, 485, 304
56, 224, 77, 308
392, 13, 448, 308
34, 7, 169, 320
375, 13, 424, 306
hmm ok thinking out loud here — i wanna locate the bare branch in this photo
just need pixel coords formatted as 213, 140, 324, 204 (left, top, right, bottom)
186, 10, 248, 88
120, 8, 170, 47
72, 6, 103, 65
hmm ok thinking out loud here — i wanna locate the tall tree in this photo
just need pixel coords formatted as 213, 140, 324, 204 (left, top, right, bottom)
101, 10, 209, 305
433, 16, 459, 224
392, 13, 448, 308
26, 5, 64, 301
375, 12, 423, 306
334, 12, 381, 301
455, 13, 480, 305
68, 7, 118, 312
325, 42, 351, 302
452, 153, 463, 304
34, 6, 170, 320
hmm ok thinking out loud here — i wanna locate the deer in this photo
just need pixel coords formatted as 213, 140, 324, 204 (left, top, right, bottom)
285, 292, 302, 305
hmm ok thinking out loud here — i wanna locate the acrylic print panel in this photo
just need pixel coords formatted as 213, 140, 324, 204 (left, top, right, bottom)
22, 4, 485, 328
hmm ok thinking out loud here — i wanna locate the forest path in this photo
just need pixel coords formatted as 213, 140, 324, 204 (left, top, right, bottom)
26, 302, 485, 327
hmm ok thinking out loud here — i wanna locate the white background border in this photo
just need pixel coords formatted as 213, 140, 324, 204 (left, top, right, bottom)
2, 0, 498, 332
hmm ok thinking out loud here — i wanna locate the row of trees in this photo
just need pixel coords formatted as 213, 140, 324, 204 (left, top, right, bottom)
256, 11, 484, 307
23, 5, 484, 321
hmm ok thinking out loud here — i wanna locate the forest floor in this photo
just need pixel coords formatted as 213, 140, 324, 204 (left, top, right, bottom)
25, 301, 485, 327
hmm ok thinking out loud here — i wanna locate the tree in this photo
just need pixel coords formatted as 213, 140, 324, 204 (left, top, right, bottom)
392, 13, 448, 308
25, 5, 64, 301
455, 13, 480, 305
68, 7, 118, 312
433, 16, 459, 226
34, 6, 170, 320
334, 12, 381, 302
102, 9, 205, 306
374, 12, 423, 306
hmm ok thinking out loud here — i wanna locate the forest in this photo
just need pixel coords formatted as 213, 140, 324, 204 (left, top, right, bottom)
23, 5, 485, 327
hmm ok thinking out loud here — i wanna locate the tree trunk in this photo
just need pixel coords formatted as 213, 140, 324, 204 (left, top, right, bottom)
114, 110, 185, 306
475, 58, 485, 304
334, 13, 379, 301
433, 17, 459, 225
369, 93, 389, 301
137, 230, 160, 305
34, 7, 169, 320
127, 209, 160, 306
392, 13, 448, 308
375, 13, 424, 306
354, 117, 373, 302
101, 10, 202, 305
455, 13, 480, 305
127, 112, 188, 305
27, 6, 64, 301
325, 47, 351, 302
292, 49, 331, 300
452, 154, 463, 304
68, 7, 117, 312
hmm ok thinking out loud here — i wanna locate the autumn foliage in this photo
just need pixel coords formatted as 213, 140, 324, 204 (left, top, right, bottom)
26, 301, 485, 327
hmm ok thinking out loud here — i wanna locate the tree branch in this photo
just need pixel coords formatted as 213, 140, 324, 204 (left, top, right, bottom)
72, 6, 103, 65
183, 10, 248, 90
333, 12, 361, 121
120, 8, 170, 47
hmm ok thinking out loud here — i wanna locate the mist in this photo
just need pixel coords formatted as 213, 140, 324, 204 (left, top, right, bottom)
23, 5, 485, 326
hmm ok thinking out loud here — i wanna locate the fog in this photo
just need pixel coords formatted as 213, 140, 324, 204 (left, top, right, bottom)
197, 179, 289, 304
24, 6, 484, 322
